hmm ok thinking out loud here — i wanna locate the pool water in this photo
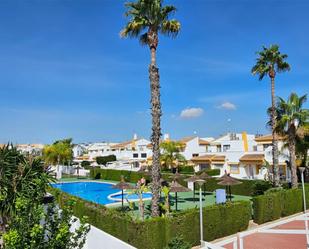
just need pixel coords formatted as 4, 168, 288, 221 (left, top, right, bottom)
51, 182, 151, 205
111, 193, 153, 200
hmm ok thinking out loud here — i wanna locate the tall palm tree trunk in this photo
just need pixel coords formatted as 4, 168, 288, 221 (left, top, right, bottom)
288, 128, 298, 188
270, 76, 280, 186
149, 45, 162, 217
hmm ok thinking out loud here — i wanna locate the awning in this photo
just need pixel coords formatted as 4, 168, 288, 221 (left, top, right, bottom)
239, 154, 264, 164
199, 139, 210, 146
191, 154, 225, 164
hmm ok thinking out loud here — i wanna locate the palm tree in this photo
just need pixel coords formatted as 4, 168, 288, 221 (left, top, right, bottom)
121, 0, 180, 216
273, 93, 309, 188
0, 145, 53, 230
43, 138, 73, 179
296, 123, 309, 167
160, 141, 186, 172
252, 45, 290, 186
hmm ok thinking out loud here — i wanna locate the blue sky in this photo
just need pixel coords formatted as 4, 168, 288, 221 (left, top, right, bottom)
0, 0, 308, 144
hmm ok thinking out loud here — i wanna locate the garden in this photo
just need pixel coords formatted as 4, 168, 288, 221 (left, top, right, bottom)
48, 167, 309, 249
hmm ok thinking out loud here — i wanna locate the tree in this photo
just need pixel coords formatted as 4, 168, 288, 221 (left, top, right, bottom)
296, 123, 309, 167
252, 45, 290, 186
96, 155, 116, 165
160, 141, 186, 171
0, 145, 52, 230
2, 197, 90, 249
121, 0, 180, 217
0, 145, 89, 248
272, 93, 309, 188
43, 138, 73, 166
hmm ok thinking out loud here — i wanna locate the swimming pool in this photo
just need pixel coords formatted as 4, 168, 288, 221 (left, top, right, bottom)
51, 181, 152, 205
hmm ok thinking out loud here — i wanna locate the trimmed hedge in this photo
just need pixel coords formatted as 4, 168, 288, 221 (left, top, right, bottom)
198, 168, 220, 176
49, 187, 251, 249
252, 187, 309, 224
90, 168, 271, 196
96, 155, 116, 165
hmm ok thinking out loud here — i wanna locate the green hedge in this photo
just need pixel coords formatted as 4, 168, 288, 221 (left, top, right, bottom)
252, 187, 308, 224
96, 155, 117, 165
197, 169, 220, 176
49, 187, 251, 249
90, 168, 270, 196
202, 178, 271, 196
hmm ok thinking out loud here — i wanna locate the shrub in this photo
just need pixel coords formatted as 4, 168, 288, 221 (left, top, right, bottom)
252, 181, 272, 196
49, 187, 251, 249
253, 187, 307, 224
198, 169, 220, 176
81, 160, 91, 168
178, 166, 194, 174
164, 235, 191, 249
202, 178, 264, 196
96, 155, 116, 165
90, 168, 267, 196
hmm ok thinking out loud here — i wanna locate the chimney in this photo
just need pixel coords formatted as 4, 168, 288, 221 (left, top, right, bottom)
133, 133, 138, 140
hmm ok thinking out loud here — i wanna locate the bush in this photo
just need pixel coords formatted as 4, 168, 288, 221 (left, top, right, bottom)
178, 166, 194, 174
252, 181, 272, 196
81, 160, 91, 168
253, 187, 307, 224
96, 155, 116, 165
161, 166, 195, 174
202, 178, 267, 196
49, 187, 251, 249
164, 235, 191, 249
198, 169, 220, 176
90, 168, 268, 196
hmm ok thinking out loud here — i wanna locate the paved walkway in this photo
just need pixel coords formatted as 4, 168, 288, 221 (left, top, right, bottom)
205, 212, 309, 249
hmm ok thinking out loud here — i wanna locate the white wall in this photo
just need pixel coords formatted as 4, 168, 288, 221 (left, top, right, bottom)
84, 225, 136, 249
181, 137, 208, 160
71, 217, 136, 249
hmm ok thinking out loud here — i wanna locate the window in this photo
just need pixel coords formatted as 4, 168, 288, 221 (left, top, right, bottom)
192, 153, 199, 157
253, 145, 257, 152
263, 144, 271, 151
141, 153, 147, 158
133, 153, 138, 158
213, 164, 223, 169
230, 164, 239, 174
216, 145, 222, 152
199, 164, 210, 171
223, 145, 230, 152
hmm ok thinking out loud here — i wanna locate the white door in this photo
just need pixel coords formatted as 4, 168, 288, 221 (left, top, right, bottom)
247, 165, 254, 179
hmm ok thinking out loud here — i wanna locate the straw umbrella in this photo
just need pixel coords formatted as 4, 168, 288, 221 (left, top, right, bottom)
111, 176, 135, 209
217, 172, 229, 181
169, 180, 191, 211
168, 171, 183, 181
185, 174, 200, 202
216, 172, 231, 197
198, 172, 212, 195
218, 177, 242, 201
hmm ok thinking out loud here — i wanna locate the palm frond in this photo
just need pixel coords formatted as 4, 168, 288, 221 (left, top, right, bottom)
160, 19, 180, 37
252, 44, 290, 80
121, 0, 180, 43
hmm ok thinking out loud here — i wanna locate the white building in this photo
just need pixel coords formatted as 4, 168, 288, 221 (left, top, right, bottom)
16, 144, 44, 156
190, 132, 289, 180
72, 144, 87, 158
81, 135, 152, 168
177, 136, 214, 159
